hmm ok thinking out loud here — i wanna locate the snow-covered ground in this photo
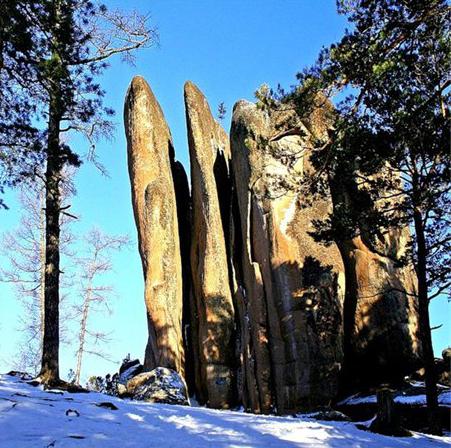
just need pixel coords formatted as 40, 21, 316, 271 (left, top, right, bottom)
0, 374, 449, 448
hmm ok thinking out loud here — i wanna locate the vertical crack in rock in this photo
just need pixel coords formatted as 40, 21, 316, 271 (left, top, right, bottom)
184, 81, 236, 408
169, 148, 196, 395
230, 99, 345, 414
124, 76, 184, 375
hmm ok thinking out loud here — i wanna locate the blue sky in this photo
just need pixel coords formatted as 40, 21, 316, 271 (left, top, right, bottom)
0, 0, 449, 382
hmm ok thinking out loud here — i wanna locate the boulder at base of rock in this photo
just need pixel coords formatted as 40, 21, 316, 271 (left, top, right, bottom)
126, 367, 190, 406
118, 359, 143, 384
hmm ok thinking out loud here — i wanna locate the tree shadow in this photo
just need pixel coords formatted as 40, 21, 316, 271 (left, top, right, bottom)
338, 244, 422, 394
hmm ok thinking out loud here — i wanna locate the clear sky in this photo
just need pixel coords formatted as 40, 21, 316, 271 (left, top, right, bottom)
0, 0, 449, 382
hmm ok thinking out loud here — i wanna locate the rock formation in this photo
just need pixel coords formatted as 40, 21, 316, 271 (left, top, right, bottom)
119, 359, 143, 384
230, 100, 345, 414
124, 76, 184, 374
123, 367, 190, 405
124, 75, 421, 415
184, 81, 236, 408
329, 175, 421, 388
169, 148, 196, 394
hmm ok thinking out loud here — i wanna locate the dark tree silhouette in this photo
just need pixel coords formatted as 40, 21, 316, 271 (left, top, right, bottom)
259, 0, 449, 434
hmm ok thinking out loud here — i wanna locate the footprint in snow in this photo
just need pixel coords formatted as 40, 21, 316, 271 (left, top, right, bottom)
95, 402, 118, 410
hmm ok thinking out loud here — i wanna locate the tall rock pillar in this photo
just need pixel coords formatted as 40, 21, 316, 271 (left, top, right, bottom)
124, 76, 184, 374
230, 100, 345, 414
184, 81, 236, 408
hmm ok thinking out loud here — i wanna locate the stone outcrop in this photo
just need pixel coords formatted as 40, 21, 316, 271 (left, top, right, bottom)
124, 367, 190, 405
124, 75, 421, 415
124, 76, 184, 374
230, 100, 345, 414
118, 359, 143, 384
184, 81, 236, 408
339, 234, 421, 388
329, 173, 421, 388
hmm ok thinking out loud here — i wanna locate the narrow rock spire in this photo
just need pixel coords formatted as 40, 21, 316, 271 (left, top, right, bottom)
184, 81, 236, 408
124, 76, 184, 374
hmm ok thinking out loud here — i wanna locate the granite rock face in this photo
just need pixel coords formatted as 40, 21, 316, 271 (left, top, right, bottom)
230, 100, 345, 414
123, 76, 421, 415
340, 237, 421, 387
331, 176, 422, 387
124, 76, 184, 374
184, 81, 236, 408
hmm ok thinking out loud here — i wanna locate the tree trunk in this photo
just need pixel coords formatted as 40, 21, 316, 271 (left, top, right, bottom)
75, 284, 91, 385
39, 99, 62, 384
38, 0, 65, 386
413, 208, 442, 435
39, 32, 64, 384
39, 188, 46, 362
369, 388, 410, 437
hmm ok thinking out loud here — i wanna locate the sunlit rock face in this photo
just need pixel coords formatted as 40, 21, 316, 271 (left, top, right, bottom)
123, 76, 421, 414
230, 100, 345, 414
184, 81, 236, 409
124, 76, 185, 374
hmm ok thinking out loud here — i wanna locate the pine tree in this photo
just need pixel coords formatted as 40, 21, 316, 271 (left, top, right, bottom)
266, 0, 449, 434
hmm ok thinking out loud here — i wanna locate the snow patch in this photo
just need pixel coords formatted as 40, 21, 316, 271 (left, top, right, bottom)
339, 389, 451, 407
0, 374, 449, 447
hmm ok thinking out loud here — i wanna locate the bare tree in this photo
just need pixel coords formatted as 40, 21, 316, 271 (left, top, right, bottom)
72, 228, 129, 385
1, 175, 76, 374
